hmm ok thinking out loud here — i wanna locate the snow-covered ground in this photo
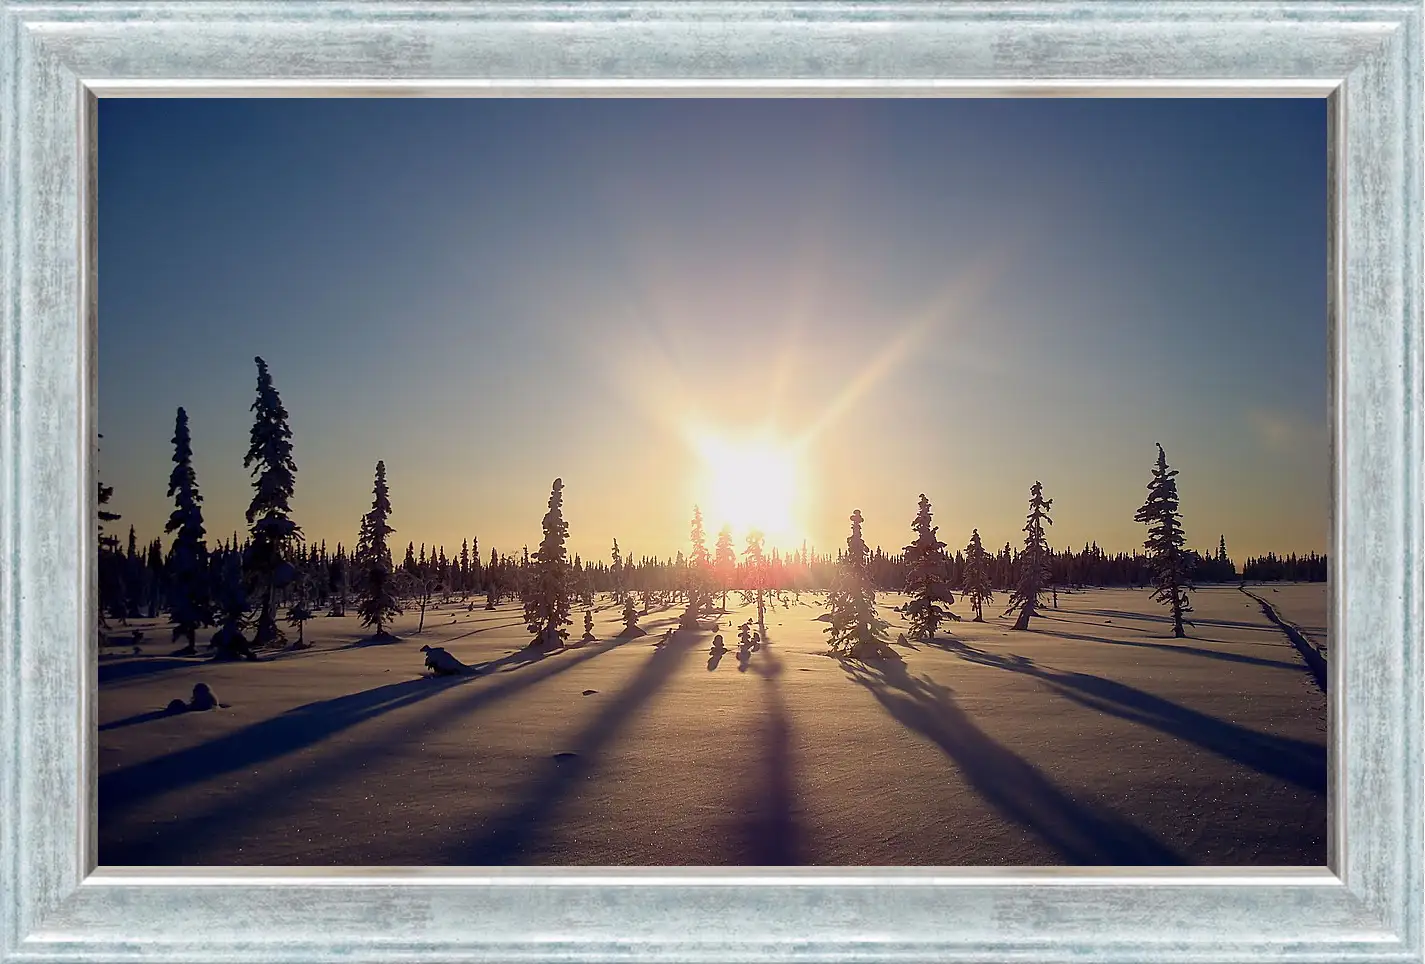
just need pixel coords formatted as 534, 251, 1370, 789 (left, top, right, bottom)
98, 586, 1326, 867
1244, 582, 1329, 654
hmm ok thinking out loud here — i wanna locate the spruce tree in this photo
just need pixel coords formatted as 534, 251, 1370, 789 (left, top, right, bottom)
242, 356, 301, 647
96, 445, 123, 632
123, 526, 143, 619
486, 547, 500, 608
1134, 443, 1194, 637
961, 528, 994, 622
621, 594, 644, 636
583, 607, 596, 641
681, 505, 712, 628
524, 478, 573, 648
824, 509, 892, 659
714, 524, 736, 612
610, 538, 624, 603
896, 494, 959, 640
212, 547, 255, 660
355, 460, 402, 637
1006, 481, 1053, 631
145, 538, 164, 618
164, 407, 211, 654
741, 530, 771, 636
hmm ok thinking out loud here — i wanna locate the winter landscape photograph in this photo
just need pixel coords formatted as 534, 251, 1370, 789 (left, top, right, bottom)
96, 97, 1328, 866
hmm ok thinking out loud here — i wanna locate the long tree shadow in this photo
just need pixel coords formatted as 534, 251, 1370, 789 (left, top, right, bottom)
1067, 608, 1275, 632
1012, 619, 1314, 674
98, 657, 209, 686
845, 660, 1186, 865
98, 633, 633, 850
99, 708, 181, 732
937, 639, 1326, 795
734, 644, 805, 864
451, 629, 700, 864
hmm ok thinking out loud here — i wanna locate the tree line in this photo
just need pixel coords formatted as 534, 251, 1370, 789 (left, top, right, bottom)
97, 358, 1327, 660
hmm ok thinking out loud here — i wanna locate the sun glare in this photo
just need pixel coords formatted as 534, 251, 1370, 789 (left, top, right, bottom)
695, 434, 801, 543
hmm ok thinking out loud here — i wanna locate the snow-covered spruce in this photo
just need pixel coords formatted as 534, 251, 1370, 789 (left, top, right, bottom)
354, 460, 402, 639
960, 528, 995, 622
680, 505, 712, 628
620, 595, 645, 637
1005, 481, 1054, 631
582, 608, 596, 641
420, 645, 473, 676
211, 549, 256, 661
713, 524, 736, 613
1135, 443, 1194, 638
164, 407, 211, 655
896, 494, 960, 641
741, 529, 771, 637
242, 357, 302, 648
523, 478, 574, 649
824, 509, 893, 660
610, 538, 625, 605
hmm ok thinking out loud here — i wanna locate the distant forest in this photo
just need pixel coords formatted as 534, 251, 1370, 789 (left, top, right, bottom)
98, 356, 1327, 648
99, 505, 1327, 627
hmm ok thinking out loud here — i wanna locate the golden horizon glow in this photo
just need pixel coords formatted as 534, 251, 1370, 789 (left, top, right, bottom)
693, 432, 804, 548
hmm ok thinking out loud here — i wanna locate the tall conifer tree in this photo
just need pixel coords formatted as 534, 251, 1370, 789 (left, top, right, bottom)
242, 356, 301, 646
824, 509, 892, 659
524, 478, 573, 648
681, 505, 712, 627
164, 407, 211, 654
355, 460, 401, 636
897, 494, 958, 640
961, 528, 994, 622
1006, 482, 1053, 631
714, 524, 736, 613
1135, 443, 1194, 637
741, 530, 771, 636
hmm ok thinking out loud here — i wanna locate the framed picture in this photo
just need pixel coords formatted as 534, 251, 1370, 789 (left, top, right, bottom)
1, 2, 1419, 962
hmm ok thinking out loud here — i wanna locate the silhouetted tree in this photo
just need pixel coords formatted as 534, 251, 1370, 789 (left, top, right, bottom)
583, 607, 596, 641
212, 548, 255, 661
897, 494, 959, 640
355, 460, 401, 637
96, 449, 124, 632
824, 509, 892, 659
1006, 481, 1053, 631
164, 407, 210, 654
242, 357, 301, 647
714, 524, 736, 612
681, 505, 712, 627
524, 478, 573, 648
741, 530, 771, 636
285, 599, 313, 647
621, 594, 644, 636
961, 528, 994, 622
608, 538, 626, 604
1135, 443, 1193, 637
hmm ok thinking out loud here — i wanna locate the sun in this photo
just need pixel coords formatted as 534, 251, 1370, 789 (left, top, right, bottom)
694, 433, 802, 542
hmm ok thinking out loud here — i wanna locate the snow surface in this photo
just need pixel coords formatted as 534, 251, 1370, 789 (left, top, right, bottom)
98, 586, 1325, 866
1247, 582, 1329, 655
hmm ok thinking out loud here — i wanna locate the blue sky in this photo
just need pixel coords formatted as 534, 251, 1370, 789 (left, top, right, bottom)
98, 97, 1327, 562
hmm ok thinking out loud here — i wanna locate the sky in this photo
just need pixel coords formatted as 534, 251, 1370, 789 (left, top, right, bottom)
98, 97, 1327, 565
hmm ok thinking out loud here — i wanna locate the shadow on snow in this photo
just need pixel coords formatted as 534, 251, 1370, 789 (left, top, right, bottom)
98, 634, 636, 863
844, 658, 1187, 866
932, 637, 1325, 796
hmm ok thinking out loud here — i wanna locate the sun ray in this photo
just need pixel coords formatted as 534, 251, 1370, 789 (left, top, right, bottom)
792, 250, 1010, 453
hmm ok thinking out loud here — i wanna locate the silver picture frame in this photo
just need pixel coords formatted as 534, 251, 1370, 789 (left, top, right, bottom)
0, 2, 1419, 961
